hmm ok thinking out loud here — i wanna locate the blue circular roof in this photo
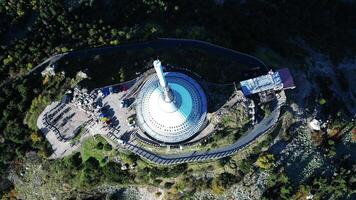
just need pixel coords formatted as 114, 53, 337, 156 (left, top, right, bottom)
136, 72, 207, 143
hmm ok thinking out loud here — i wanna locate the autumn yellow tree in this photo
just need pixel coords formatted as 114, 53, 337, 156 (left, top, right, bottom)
30, 132, 42, 142
256, 154, 275, 170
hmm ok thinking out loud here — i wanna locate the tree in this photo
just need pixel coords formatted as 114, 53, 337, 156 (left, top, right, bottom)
211, 172, 236, 194
37, 149, 49, 158
80, 157, 102, 187
280, 186, 292, 199
118, 67, 125, 82
239, 158, 253, 174
30, 132, 42, 143
219, 156, 231, 166
4, 120, 27, 144
319, 98, 326, 105
102, 162, 131, 183
66, 152, 82, 169
256, 154, 275, 170
292, 185, 310, 200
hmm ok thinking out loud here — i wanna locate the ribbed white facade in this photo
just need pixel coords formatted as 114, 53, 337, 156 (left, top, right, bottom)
135, 71, 207, 144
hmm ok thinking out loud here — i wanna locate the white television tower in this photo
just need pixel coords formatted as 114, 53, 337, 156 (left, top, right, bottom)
153, 60, 174, 103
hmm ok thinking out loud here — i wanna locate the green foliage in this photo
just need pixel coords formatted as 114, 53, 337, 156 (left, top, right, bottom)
0, 0, 355, 196
256, 154, 275, 170
3, 120, 27, 144
65, 152, 82, 170
262, 103, 272, 116
81, 136, 113, 166
291, 185, 310, 200
60, 47, 69, 53
118, 67, 126, 82
24, 95, 51, 130
211, 172, 236, 194
80, 157, 102, 187
239, 158, 253, 174
3, 55, 14, 65
327, 148, 337, 158
96, 142, 104, 150
102, 162, 131, 184
26, 63, 33, 70
119, 152, 138, 165
175, 179, 186, 191
319, 98, 327, 105
327, 139, 335, 145
164, 182, 174, 189
155, 192, 162, 198
104, 143, 112, 151
218, 156, 231, 167
110, 40, 119, 45
280, 186, 292, 199
70, 126, 86, 145
152, 179, 162, 186
264, 169, 292, 199
311, 168, 353, 199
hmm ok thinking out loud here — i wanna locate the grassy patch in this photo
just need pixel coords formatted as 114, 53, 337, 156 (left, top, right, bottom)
70, 126, 86, 145
81, 135, 115, 166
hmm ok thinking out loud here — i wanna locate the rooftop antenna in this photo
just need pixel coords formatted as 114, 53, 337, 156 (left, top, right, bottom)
153, 60, 174, 103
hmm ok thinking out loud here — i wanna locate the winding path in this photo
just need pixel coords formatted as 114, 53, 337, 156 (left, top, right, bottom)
122, 92, 285, 165
24, 38, 267, 80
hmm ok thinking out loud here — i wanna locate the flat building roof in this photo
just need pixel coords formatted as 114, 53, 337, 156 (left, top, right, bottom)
240, 68, 294, 96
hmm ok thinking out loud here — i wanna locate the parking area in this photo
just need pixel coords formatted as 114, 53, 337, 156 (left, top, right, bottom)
37, 102, 88, 158
44, 103, 90, 139
37, 82, 140, 158
100, 92, 139, 142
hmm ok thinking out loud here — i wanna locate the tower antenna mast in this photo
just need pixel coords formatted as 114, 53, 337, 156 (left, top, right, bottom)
153, 60, 174, 102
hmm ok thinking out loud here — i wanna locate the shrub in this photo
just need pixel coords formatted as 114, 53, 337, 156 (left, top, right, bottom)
164, 182, 174, 189
104, 143, 112, 151
153, 179, 162, 186
211, 177, 225, 194
96, 142, 104, 150
319, 98, 326, 105
155, 192, 162, 198
175, 179, 186, 191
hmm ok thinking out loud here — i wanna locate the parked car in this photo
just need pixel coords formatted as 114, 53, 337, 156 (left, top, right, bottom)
127, 116, 136, 129
120, 100, 126, 108
120, 99, 129, 108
